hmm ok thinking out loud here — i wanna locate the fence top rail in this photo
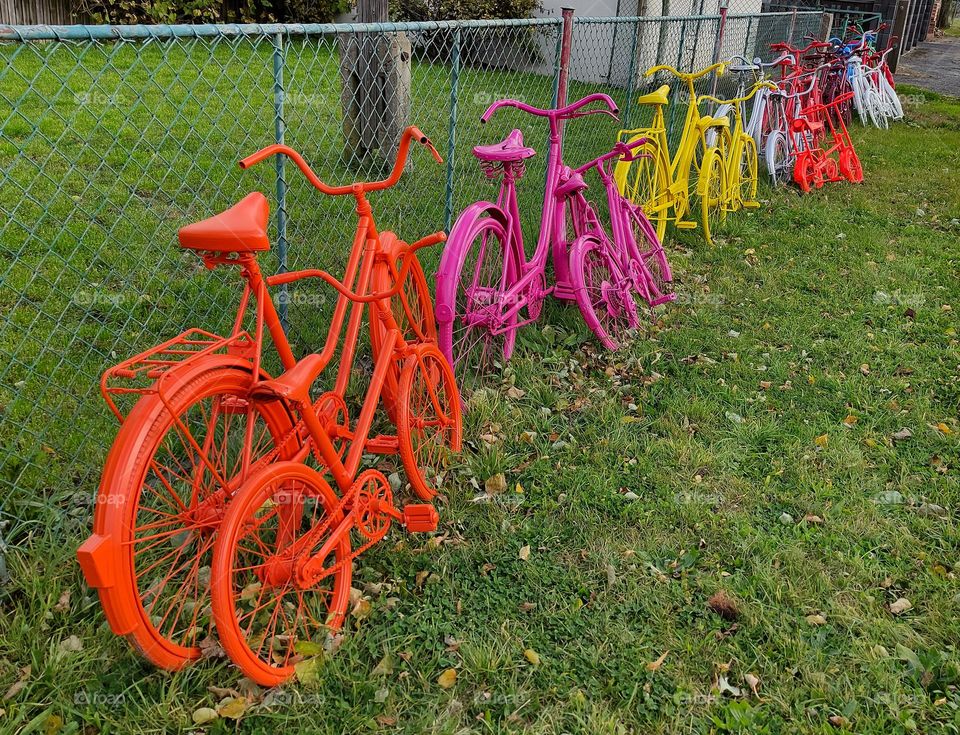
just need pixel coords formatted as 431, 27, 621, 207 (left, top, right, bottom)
571, 10, 823, 24
0, 16, 562, 42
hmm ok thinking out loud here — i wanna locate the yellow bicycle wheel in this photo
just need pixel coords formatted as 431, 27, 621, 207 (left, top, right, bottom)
699, 147, 727, 245
739, 136, 759, 208
614, 134, 670, 243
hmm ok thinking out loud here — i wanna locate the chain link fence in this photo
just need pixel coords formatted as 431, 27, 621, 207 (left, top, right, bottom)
0, 10, 823, 551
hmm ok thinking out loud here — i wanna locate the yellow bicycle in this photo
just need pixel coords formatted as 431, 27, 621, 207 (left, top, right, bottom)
614, 62, 729, 245
700, 80, 778, 215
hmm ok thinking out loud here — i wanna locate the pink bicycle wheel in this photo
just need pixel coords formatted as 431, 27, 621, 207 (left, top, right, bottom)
625, 202, 673, 305
436, 215, 521, 395
569, 233, 639, 351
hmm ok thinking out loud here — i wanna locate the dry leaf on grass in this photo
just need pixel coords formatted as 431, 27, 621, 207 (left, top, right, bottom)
484, 473, 507, 495
217, 697, 247, 720
437, 668, 457, 689
191, 707, 218, 725
646, 651, 668, 671
708, 590, 740, 621
889, 597, 913, 615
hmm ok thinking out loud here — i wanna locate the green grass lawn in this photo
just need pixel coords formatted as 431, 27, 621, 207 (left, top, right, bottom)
1, 38, 959, 735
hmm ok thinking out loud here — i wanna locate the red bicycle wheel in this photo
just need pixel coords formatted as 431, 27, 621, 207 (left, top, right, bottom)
840, 147, 864, 183
211, 461, 352, 687
79, 365, 297, 670
397, 344, 463, 500
795, 155, 815, 193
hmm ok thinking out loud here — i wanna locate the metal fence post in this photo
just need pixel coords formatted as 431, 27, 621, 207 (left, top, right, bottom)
444, 27, 461, 233
551, 18, 564, 107
557, 8, 575, 110
744, 15, 754, 56
624, 18, 641, 129
272, 31, 289, 330
788, 7, 798, 44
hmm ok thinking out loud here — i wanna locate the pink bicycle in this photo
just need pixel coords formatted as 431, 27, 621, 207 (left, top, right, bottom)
562, 139, 675, 347
435, 94, 673, 390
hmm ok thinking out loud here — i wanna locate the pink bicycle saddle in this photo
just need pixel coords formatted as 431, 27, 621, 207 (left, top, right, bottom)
473, 129, 537, 163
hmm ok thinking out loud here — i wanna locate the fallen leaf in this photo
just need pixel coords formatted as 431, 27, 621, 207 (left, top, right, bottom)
294, 656, 323, 684
351, 598, 372, 620
842, 415, 857, 427
484, 473, 507, 495
377, 716, 398, 726
3, 666, 30, 701
191, 707, 218, 725
518, 545, 531, 561
199, 636, 227, 660
892, 428, 913, 442
889, 597, 913, 615
805, 614, 827, 626
708, 590, 740, 621
58, 635, 83, 654
523, 648, 541, 666
803, 514, 824, 525
935, 422, 952, 435
716, 675, 742, 697
828, 714, 851, 729
859, 364, 870, 376
372, 654, 394, 676
646, 650, 668, 671
518, 602, 537, 612
207, 685, 240, 699
814, 434, 829, 447
217, 697, 247, 720
437, 668, 457, 689
606, 564, 616, 588
53, 590, 71, 613
43, 715, 63, 735
744, 673, 761, 697
505, 386, 525, 400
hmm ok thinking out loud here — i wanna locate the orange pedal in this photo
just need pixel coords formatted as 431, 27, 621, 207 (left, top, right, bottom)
403, 504, 439, 533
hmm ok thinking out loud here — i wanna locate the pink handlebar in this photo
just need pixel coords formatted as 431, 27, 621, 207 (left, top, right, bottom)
480, 93, 619, 124
573, 136, 648, 175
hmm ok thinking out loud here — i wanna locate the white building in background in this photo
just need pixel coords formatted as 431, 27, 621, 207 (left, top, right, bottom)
536, 0, 768, 85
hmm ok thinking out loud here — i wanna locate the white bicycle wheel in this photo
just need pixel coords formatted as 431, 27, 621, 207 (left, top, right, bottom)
880, 74, 903, 120
765, 129, 791, 186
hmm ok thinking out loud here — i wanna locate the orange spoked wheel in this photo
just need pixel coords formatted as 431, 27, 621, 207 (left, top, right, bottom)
79, 365, 297, 670
371, 234, 438, 421
397, 344, 463, 500
211, 461, 352, 688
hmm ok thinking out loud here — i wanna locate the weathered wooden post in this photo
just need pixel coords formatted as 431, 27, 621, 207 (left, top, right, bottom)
339, 0, 412, 166
889, 0, 911, 72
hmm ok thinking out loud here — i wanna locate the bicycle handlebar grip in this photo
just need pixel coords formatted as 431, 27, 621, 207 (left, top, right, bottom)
409, 126, 443, 164
409, 231, 447, 252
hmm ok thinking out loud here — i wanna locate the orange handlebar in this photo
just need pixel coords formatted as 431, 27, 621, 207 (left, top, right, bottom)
264, 231, 446, 302
239, 126, 444, 196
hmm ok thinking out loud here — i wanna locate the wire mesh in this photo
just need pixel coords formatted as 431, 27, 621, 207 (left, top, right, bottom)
0, 10, 823, 549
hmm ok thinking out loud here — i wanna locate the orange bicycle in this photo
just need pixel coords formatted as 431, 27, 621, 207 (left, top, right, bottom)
77, 127, 461, 679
